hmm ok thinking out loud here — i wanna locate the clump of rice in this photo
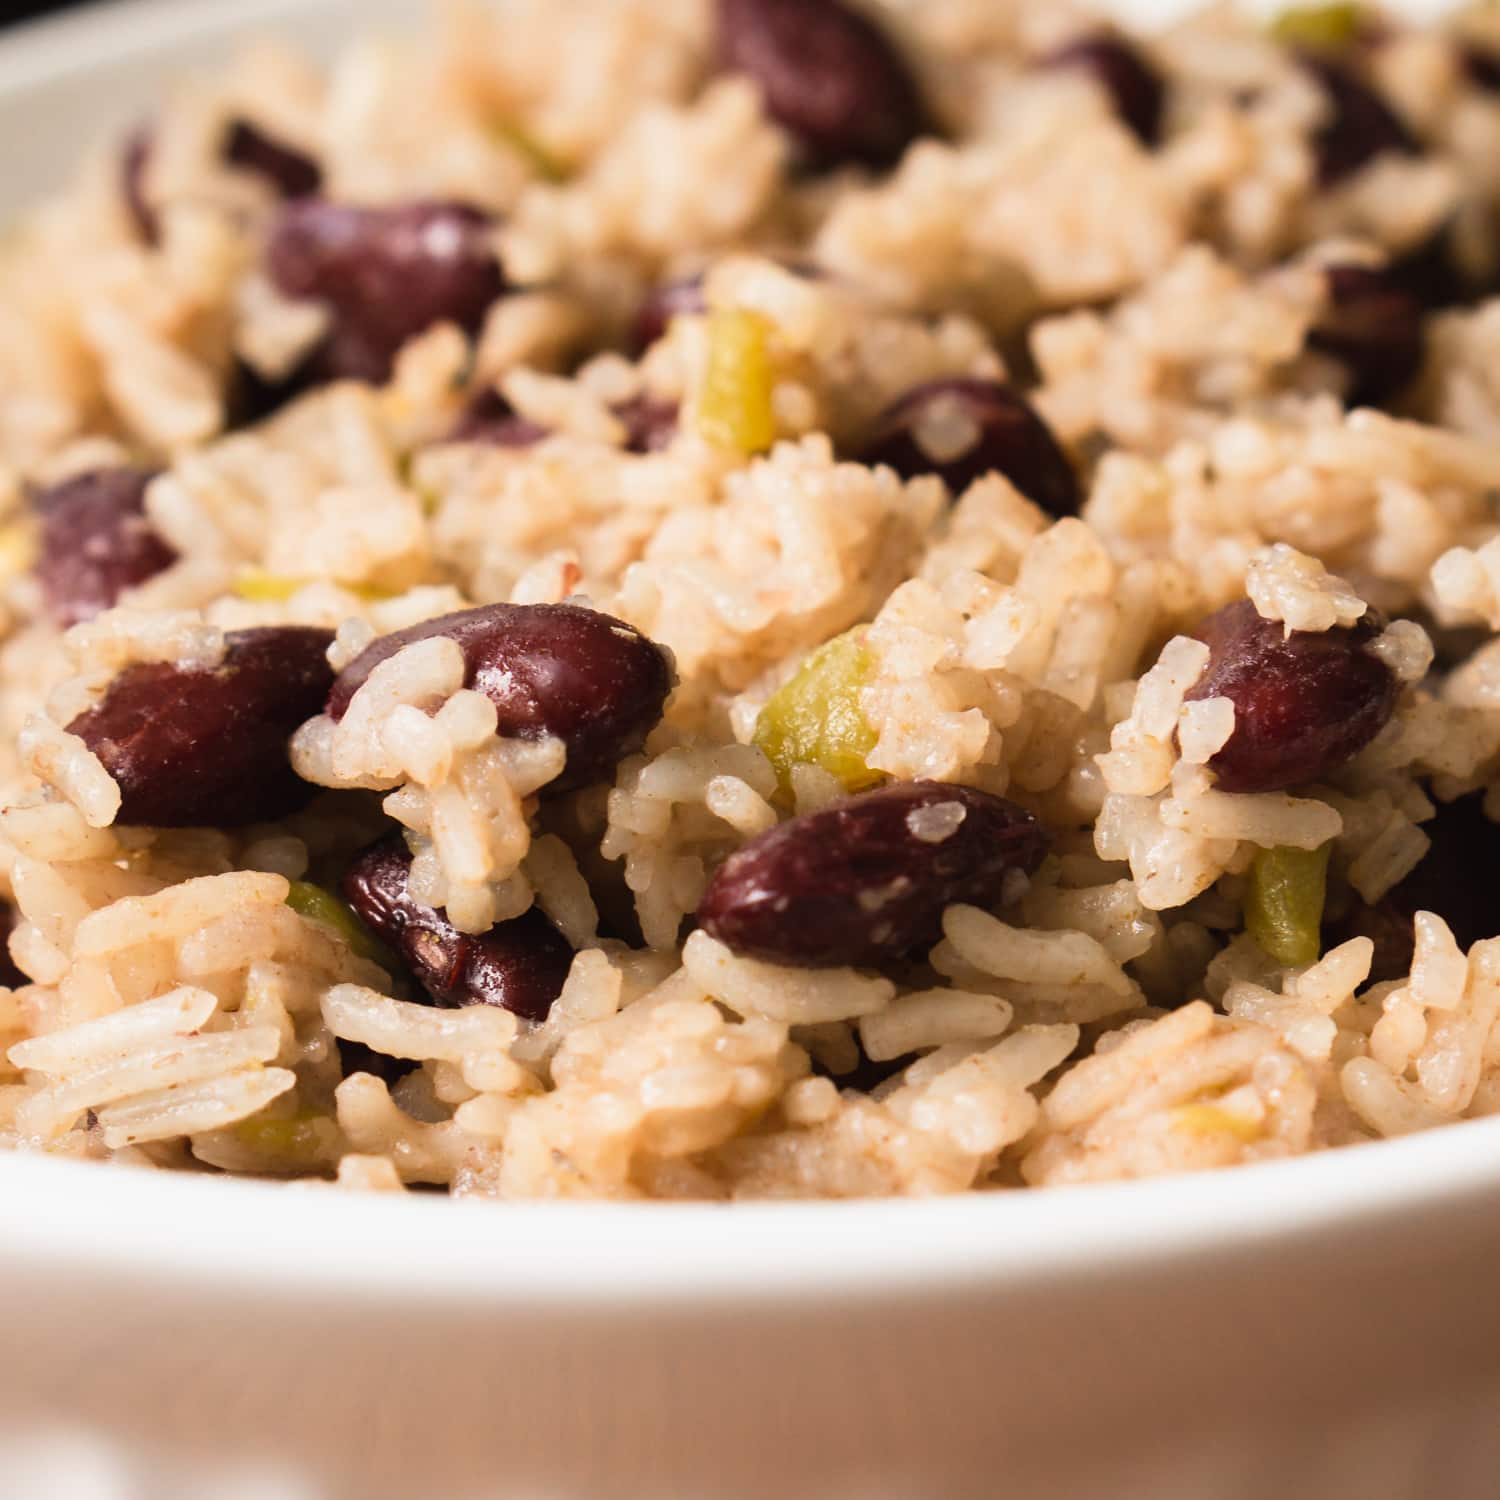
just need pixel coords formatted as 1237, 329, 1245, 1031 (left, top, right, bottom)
5, 0, 1500, 1200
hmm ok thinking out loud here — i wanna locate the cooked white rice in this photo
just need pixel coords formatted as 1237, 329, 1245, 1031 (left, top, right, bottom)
4, 0, 1500, 1199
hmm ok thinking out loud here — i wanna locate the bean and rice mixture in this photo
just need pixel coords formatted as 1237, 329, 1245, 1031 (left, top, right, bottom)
5, 0, 1500, 1198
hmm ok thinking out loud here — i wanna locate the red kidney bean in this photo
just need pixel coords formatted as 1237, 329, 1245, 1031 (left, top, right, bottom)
716, 0, 932, 169
335, 1037, 418, 1088
226, 356, 314, 430
121, 124, 158, 245
1461, 42, 1500, 93
327, 603, 675, 791
812, 1041, 912, 1093
697, 780, 1049, 967
614, 394, 680, 453
1184, 599, 1399, 794
1306, 263, 1425, 407
1328, 791, 1499, 982
67, 626, 335, 826
122, 117, 322, 249
631, 273, 708, 354
267, 199, 506, 384
341, 836, 572, 1020
33, 467, 176, 628
223, 118, 323, 200
1388, 221, 1497, 311
1323, 895, 1413, 986
1042, 34, 1165, 147
860, 378, 1080, 515
0, 902, 27, 991
448, 388, 551, 447
1301, 56, 1418, 187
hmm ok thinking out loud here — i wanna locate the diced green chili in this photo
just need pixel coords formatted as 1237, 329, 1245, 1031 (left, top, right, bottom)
232, 569, 396, 602
1271, 3, 1363, 50
697, 308, 776, 455
753, 629, 882, 796
490, 119, 568, 183
285, 880, 396, 970
1244, 842, 1331, 967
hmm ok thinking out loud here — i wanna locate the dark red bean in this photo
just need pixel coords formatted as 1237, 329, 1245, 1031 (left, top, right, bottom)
630, 262, 824, 356
1404, 792, 1500, 942
716, 0, 932, 169
1324, 792, 1499, 982
1389, 227, 1474, 310
811, 1040, 912, 1093
1426, 618, 1490, 675
122, 118, 321, 249
1302, 56, 1419, 187
1042, 34, 1165, 147
1388, 218, 1500, 311
1184, 599, 1399, 794
1323, 895, 1413, 985
1384, 792, 1497, 953
341, 836, 572, 1020
267, 200, 505, 384
224, 118, 322, 200
66, 626, 334, 827
631, 273, 708, 354
335, 1037, 418, 1088
327, 603, 674, 792
0, 903, 27, 991
121, 124, 158, 245
448, 388, 550, 447
860, 378, 1079, 515
226, 356, 313, 430
697, 780, 1049, 968
1461, 42, 1500, 93
33, 467, 176, 628
1306, 263, 1425, 407
614, 394, 680, 453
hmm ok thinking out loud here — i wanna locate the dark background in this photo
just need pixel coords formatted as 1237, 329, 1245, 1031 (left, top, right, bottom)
8, 1, 88, 22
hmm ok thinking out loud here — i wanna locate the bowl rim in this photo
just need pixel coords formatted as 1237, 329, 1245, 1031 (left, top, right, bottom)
4, 1112, 1500, 1308
0, 0, 356, 90
3, 0, 1497, 1312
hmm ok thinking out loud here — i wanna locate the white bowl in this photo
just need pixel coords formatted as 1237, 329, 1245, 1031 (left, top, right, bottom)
4, 4, 1500, 1497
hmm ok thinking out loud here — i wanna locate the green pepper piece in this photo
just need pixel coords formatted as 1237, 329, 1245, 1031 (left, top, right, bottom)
286, 880, 397, 971
697, 308, 776, 455
1271, 3, 1363, 50
753, 629, 882, 796
1245, 843, 1331, 967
